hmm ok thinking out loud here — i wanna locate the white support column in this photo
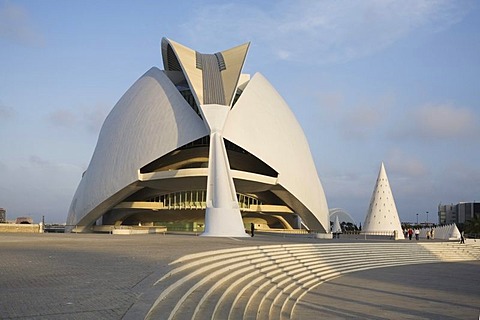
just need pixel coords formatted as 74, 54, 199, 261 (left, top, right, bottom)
200, 104, 247, 237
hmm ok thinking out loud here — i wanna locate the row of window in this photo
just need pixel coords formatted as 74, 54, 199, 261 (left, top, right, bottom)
146, 190, 263, 210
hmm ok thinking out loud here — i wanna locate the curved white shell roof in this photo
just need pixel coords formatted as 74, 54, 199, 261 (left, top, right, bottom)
223, 73, 329, 231
67, 39, 330, 233
67, 67, 208, 227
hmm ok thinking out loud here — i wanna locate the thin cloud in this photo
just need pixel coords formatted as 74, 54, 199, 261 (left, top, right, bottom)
315, 91, 345, 115
28, 155, 84, 173
340, 106, 383, 139
46, 105, 110, 135
0, 102, 14, 119
29, 155, 50, 167
83, 105, 110, 135
183, 0, 472, 64
0, 1, 44, 46
47, 109, 77, 128
435, 161, 480, 202
386, 149, 428, 177
394, 103, 479, 141
414, 103, 478, 139
0, 160, 6, 172
315, 91, 394, 140
4, 156, 84, 222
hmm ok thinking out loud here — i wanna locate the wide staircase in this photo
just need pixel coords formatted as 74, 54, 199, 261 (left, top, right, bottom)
144, 242, 480, 320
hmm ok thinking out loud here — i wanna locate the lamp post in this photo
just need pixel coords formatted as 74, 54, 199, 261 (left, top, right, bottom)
416, 213, 419, 224
426, 211, 429, 224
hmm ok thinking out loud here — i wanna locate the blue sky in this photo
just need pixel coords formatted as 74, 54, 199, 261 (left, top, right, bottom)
1, 0, 479, 224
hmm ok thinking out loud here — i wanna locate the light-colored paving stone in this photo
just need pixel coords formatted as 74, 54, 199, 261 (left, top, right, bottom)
0, 233, 478, 319
0, 233, 301, 319
293, 261, 480, 320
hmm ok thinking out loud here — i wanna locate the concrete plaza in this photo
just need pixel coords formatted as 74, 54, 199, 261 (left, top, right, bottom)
0, 233, 478, 319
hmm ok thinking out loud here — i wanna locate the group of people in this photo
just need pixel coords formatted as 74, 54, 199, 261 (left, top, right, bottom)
404, 228, 435, 241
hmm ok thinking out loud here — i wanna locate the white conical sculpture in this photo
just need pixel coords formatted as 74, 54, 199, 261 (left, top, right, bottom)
363, 162, 404, 239
449, 224, 461, 240
332, 215, 342, 234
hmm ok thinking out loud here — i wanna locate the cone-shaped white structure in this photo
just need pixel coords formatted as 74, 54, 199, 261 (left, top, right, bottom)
332, 215, 342, 234
448, 224, 461, 240
417, 223, 461, 240
363, 162, 404, 239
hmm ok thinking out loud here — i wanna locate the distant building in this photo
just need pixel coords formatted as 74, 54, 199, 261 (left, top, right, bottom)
438, 202, 480, 225
0, 208, 5, 223
16, 217, 33, 224
438, 204, 455, 225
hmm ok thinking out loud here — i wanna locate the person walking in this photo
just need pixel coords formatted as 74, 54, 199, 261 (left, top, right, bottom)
460, 231, 465, 244
250, 223, 255, 237
415, 229, 420, 241
408, 228, 413, 240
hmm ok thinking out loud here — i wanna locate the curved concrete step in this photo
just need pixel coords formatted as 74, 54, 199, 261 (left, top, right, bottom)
263, 254, 441, 320
245, 250, 437, 319
144, 242, 480, 320
281, 258, 443, 320
149, 247, 309, 319
149, 255, 263, 319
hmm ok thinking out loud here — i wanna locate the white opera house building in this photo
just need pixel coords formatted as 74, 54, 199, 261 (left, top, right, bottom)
66, 38, 330, 236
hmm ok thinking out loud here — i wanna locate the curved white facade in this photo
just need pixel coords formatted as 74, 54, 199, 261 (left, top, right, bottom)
223, 73, 329, 231
67, 67, 208, 229
67, 38, 330, 235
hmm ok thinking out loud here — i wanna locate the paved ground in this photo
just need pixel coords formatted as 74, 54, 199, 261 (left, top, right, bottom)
294, 262, 480, 319
0, 233, 478, 319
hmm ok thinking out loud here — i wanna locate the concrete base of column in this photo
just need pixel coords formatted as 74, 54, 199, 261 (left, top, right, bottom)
201, 207, 248, 237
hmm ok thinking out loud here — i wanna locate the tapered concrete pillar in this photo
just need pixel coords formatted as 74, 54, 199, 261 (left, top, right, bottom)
200, 104, 248, 237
